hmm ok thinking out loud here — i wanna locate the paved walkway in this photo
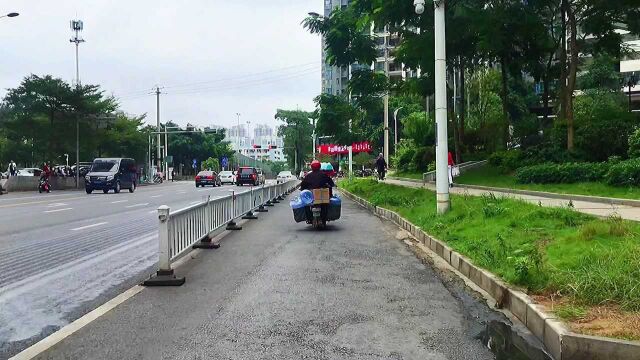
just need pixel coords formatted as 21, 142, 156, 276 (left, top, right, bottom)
385, 179, 640, 221
28, 196, 498, 360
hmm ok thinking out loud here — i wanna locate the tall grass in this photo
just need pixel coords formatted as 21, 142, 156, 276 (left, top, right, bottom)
342, 179, 640, 311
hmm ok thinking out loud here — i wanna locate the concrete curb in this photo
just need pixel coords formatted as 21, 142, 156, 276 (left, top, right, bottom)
340, 188, 640, 360
456, 183, 640, 208
386, 176, 424, 184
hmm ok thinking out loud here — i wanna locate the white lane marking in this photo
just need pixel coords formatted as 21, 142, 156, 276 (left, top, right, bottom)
110, 200, 128, 204
148, 210, 158, 214
150, 195, 163, 198
44, 208, 73, 214
125, 203, 149, 208
9, 286, 144, 360
197, 189, 209, 192
190, 201, 202, 205
177, 191, 187, 194
47, 203, 68, 208
71, 222, 108, 231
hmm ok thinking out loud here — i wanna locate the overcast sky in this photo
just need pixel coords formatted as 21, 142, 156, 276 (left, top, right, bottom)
0, 0, 323, 130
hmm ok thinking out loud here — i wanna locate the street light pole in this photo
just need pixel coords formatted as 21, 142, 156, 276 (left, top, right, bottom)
414, 0, 450, 214
70, 20, 85, 189
383, 25, 390, 164
393, 107, 404, 155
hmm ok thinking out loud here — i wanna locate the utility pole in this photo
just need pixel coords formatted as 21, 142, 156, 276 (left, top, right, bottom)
433, 0, 450, 213
156, 87, 162, 172
236, 113, 241, 154
383, 25, 390, 163
413, 0, 450, 214
70, 19, 85, 189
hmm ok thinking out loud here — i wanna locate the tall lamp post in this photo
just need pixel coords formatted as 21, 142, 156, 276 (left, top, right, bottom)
70, 19, 85, 189
393, 107, 404, 154
414, 0, 450, 214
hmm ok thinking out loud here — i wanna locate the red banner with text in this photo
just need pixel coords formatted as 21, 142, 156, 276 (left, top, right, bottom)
317, 141, 372, 155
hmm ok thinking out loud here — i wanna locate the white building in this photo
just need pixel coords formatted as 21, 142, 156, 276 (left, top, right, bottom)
241, 146, 287, 163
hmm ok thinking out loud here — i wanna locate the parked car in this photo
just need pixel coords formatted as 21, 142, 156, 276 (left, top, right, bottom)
85, 158, 137, 194
277, 171, 295, 184
236, 167, 262, 186
195, 171, 221, 187
219, 170, 236, 185
17, 168, 42, 177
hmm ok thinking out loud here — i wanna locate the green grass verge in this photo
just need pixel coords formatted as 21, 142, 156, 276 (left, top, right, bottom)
390, 171, 424, 180
457, 165, 640, 200
341, 179, 640, 312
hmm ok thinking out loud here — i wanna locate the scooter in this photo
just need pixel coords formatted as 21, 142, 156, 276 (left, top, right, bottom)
38, 178, 51, 193
308, 203, 327, 230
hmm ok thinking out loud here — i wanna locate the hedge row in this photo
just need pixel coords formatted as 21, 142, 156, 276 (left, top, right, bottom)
515, 163, 609, 184
515, 159, 640, 186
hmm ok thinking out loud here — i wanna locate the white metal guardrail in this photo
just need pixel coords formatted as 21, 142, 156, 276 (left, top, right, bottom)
144, 180, 299, 286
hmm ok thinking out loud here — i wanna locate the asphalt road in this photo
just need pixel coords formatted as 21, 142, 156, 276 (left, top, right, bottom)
35, 197, 502, 360
0, 181, 264, 358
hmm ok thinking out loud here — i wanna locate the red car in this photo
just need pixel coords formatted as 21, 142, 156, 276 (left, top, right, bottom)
195, 171, 221, 187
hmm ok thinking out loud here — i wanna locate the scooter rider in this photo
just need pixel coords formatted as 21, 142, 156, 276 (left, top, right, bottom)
300, 160, 335, 222
300, 160, 335, 193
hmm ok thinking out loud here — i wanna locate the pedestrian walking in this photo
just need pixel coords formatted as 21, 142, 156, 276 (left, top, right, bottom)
448, 151, 455, 187
8, 160, 17, 177
375, 153, 387, 181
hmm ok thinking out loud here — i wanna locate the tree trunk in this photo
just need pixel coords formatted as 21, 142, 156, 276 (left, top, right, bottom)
448, 67, 462, 164
459, 63, 466, 160
558, 0, 568, 121
500, 57, 510, 149
566, 3, 578, 151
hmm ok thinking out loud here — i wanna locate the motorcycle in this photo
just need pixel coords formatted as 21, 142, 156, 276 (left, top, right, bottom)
153, 172, 164, 184
38, 178, 51, 193
291, 188, 341, 230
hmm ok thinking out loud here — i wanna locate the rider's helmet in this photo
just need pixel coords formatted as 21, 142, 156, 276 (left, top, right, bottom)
310, 160, 321, 171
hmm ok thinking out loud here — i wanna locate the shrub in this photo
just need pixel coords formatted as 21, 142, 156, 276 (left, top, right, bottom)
393, 140, 416, 172
412, 146, 435, 172
488, 150, 523, 172
605, 159, 640, 186
515, 162, 609, 184
628, 128, 640, 159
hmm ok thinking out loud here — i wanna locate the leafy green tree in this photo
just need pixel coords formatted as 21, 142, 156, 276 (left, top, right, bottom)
573, 90, 636, 162
275, 109, 314, 173
167, 123, 233, 175
1, 75, 117, 166
201, 157, 220, 172
97, 114, 148, 162
579, 54, 623, 91
401, 111, 434, 148
353, 152, 373, 169
313, 94, 359, 145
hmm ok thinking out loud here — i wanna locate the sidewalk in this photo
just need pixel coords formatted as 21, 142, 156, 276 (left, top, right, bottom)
385, 179, 640, 221
24, 196, 498, 360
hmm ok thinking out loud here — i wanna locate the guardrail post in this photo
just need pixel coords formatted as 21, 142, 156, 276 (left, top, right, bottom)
256, 184, 268, 212
226, 190, 242, 230
272, 184, 281, 204
242, 187, 258, 219
143, 205, 185, 286
265, 185, 275, 206
276, 183, 286, 201
194, 196, 221, 249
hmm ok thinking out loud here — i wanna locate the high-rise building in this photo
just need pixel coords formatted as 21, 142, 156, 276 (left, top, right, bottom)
321, 0, 352, 96
321, 0, 418, 96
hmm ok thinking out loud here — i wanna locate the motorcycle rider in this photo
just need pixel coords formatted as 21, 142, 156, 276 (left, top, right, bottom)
300, 160, 335, 222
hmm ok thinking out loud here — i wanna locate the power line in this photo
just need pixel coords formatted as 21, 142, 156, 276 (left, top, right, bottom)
165, 66, 320, 96
116, 61, 318, 98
